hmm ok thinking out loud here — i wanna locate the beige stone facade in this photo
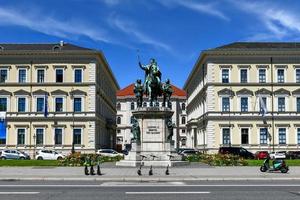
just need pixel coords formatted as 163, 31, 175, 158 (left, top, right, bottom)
0, 43, 119, 157
184, 42, 300, 153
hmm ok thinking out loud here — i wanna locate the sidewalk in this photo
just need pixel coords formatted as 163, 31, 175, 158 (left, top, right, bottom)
1, 163, 300, 181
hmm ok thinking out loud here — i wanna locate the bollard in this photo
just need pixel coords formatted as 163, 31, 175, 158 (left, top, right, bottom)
90, 157, 95, 175
165, 164, 169, 175
149, 165, 153, 176
97, 156, 102, 176
84, 157, 89, 175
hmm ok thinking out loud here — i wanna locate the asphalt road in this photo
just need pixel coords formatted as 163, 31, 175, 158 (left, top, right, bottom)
0, 180, 299, 200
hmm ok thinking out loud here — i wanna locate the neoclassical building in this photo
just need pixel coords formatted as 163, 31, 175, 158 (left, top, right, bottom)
116, 83, 187, 151
0, 42, 119, 156
184, 42, 300, 153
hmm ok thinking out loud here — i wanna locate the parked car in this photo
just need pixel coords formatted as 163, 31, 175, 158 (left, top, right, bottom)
177, 148, 195, 154
255, 151, 269, 160
121, 149, 129, 155
96, 149, 123, 157
35, 150, 65, 160
269, 151, 286, 159
0, 149, 30, 160
179, 149, 199, 157
219, 147, 254, 159
286, 151, 300, 159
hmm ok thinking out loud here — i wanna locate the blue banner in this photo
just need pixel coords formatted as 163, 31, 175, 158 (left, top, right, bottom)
0, 120, 6, 139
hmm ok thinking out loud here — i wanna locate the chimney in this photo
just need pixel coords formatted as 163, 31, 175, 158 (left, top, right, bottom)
60, 40, 64, 47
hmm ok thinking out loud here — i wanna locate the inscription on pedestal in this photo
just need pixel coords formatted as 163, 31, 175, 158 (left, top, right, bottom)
146, 125, 160, 134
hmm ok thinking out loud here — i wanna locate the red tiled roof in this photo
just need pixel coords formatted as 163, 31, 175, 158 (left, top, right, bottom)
117, 83, 186, 97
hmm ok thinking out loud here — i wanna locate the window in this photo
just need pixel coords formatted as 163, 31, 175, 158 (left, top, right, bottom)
182, 129, 186, 134
36, 97, 45, 112
181, 116, 186, 124
74, 69, 82, 83
36, 128, 44, 145
17, 129, 25, 145
73, 128, 81, 145
116, 102, 121, 110
260, 128, 268, 144
130, 102, 135, 110
73, 98, 82, 112
0, 119, 6, 144
168, 103, 172, 109
54, 128, 62, 145
240, 69, 248, 83
222, 97, 230, 112
241, 97, 248, 112
0, 69, 8, 83
56, 69, 63, 83
259, 69, 266, 83
296, 69, 300, 83
222, 128, 230, 145
222, 69, 229, 83
241, 128, 249, 145
0, 98, 7, 111
297, 98, 300, 112
297, 128, 300, 145
18, 97, 26, 112
117, 129, 121, 134
18, 69, 26, 83
278, 128, 286, 144
55, 97, 63, 112
278, 97, 285, 112
117, 116, 121, 124
182, 103, 186, 111
277, 69, 285, 83
143, 101, 147, 107
37, 69, 45, 83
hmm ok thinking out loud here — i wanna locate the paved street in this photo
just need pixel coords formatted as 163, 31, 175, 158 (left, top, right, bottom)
1, 163, 300, 181
0, 180, 299, 200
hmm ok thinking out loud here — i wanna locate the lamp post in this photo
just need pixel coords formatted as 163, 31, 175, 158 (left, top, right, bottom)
71, 88, 75, 154
33, 134, 36, 158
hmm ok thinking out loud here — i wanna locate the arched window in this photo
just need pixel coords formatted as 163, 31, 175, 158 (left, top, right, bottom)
181, 116, 186, 124
181, 103, 186, 111
143, 101, 147, 107
130, 102, 135, 110
117, 116, 121, 124
116, 102, 121, 111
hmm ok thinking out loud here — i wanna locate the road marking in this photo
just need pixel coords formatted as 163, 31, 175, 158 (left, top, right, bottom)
101, 181, 186, 186
0, 192, 40, 195
126, 191, 210, 195
1, 184, 300, 188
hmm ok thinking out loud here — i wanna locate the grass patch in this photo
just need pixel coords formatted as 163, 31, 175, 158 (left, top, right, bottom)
0, 160, 59, 167
246, 159, 300, 166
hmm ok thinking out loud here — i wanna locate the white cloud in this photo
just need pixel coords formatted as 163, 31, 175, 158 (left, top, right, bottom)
0, 6, 112, 43
159, 0, 229, 21
231, 1, 300, 40
109, 15, 172, 52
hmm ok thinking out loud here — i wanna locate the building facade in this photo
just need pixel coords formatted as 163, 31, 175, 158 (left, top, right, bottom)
116, 83, 188, 151
0, 43, 119, 156
184, 42, 300, 153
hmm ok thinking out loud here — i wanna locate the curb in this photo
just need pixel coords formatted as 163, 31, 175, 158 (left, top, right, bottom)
1, 177, 300, 181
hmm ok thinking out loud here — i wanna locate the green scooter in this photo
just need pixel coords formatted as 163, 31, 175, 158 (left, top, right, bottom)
260, 157, 289, 173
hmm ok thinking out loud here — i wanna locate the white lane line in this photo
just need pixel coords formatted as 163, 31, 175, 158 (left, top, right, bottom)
0, 192, 40, 195
126, 192, 210, 195
0, 184, 300, 188
102, 184, 300, 187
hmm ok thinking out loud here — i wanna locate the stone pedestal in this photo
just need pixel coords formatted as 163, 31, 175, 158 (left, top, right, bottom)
116, 107, 188, 167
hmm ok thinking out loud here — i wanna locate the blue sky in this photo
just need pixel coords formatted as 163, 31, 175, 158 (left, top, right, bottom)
0, 0, 300, 89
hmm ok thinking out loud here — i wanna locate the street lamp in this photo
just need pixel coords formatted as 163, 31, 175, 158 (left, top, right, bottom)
33, 134, 36, 158
71, 88, 75, 154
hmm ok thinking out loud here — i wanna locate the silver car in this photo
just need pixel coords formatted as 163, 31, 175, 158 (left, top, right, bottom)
0, 149, 30, 160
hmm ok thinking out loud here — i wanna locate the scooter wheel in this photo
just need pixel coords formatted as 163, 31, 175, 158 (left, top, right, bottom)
280, 168, 288, 173
260, 166, 267, 172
